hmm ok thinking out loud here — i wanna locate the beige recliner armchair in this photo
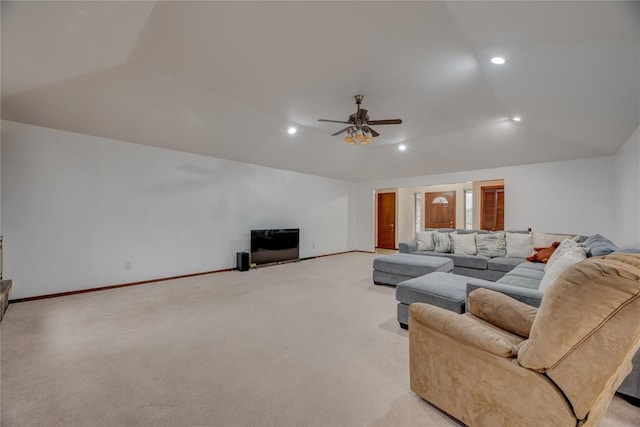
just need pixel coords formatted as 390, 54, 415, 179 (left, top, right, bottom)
409, 253, 640, 426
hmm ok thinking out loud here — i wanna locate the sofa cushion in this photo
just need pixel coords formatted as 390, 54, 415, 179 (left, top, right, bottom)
514, 262, 546, 272
414, 250, 439, 256
497, 274, 543, 290
496, 263, 545, 290
455, 229, 489, 234
434, 232, 452, 253
532, 232, 572, 249
476, 232, 507, 258
488, 257, 524, 273
373, 254, 453, 277
446, 253, 489, 269
545, 239, 588, 272
396, 272, 468, 313
538, 247, 587, 293
415, 231, 435, 251
582, 234, 620, 257
451, 232, 477, 255
506, 232, 534, 258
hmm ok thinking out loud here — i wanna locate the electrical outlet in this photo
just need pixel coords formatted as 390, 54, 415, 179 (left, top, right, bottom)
125, 261, 132, 270
312, 243, 315, 249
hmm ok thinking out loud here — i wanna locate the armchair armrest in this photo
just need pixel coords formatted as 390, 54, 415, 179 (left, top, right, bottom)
466, 280, 544, 308
467, 288, 538, 338
409, 303, 517, 358
399, 240, 417, 253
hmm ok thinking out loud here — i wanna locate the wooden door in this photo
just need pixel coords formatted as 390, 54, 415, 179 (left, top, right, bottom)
425, 191, 456, 229
377, 192, 396, 249
481, 186, 505, 231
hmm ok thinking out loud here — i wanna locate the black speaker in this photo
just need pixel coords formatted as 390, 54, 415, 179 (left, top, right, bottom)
236, 252, 249, 271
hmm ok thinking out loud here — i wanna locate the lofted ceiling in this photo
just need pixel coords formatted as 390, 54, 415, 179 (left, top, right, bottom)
1, 1, 639, 182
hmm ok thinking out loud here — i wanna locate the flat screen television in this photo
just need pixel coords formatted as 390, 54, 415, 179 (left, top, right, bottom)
250, 229, 300, 266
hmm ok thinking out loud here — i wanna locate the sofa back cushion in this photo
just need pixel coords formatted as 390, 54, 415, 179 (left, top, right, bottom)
545, 239, 588, 272
505, 232, 533, 258
434, 232, 452, 253
415, 231, 435, 251
451, 232, 477, 255
476, 232, 507, 258
532, 232, 572, 249
537, 246, 587, 293
582, 234, 620, 257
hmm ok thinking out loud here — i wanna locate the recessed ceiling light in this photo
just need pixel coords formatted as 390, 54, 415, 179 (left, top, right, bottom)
491, 57, 506, 65
398, 144, 407, 151
512, 117, 521, 122
287, 127, 297, 135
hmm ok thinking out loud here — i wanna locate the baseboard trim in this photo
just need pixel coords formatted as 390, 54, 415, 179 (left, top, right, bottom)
9, 268, 235, 303
9, 250, 372, 303
317, 250, 360, 258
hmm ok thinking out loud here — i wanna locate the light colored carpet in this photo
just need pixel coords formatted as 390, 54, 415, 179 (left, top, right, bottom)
1, 252, 639, 426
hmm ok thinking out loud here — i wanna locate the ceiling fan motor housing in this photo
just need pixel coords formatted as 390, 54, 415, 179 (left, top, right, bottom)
317, 94, 402, 142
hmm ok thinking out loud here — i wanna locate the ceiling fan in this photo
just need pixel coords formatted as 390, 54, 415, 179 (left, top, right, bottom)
318, 95, 403, 145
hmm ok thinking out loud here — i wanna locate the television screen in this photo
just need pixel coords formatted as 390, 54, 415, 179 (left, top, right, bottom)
250, 229, 300, 266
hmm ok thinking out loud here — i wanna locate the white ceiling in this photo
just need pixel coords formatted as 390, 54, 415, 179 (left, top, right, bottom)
2, 1, 638, 182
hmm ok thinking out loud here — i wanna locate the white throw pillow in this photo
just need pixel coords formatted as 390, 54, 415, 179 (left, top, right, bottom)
505, 232, 534, 258
532, 232, 571, 249
545, 239, 588, 272
415, 231, 435, 251
538, 248, 587, 293
451, 233, 477, 255
433, 232, 452, 253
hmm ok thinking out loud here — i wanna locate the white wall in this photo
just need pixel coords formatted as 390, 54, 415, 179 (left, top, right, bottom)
1, 121, 356, 299
354, 156, 616, 250
614, 125, 640, 248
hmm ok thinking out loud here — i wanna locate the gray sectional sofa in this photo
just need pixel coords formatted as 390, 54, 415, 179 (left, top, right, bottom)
399, 229, 546, 281
399, 238, 521, 281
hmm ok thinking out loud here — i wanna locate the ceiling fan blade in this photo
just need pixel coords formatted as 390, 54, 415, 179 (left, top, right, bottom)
356, 108, 368, 121
331, 127, 351, 136
367, 119, 403, 125
368, 127, 380, 137
318, 119, 351, 124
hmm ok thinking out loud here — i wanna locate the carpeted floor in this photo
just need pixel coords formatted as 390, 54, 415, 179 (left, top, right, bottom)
1, 252, 639, 426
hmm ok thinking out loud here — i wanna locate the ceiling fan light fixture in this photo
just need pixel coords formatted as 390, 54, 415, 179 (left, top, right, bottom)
318, 95, 403, 145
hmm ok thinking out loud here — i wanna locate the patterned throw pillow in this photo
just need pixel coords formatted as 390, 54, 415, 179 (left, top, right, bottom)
476, 232, 507, 258
434, 232, 452, 253
415, 231, 435, 251
451, 233, 477, 255
505, 232, 534, 258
